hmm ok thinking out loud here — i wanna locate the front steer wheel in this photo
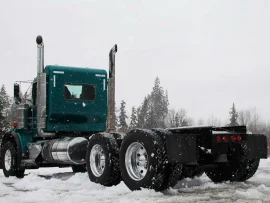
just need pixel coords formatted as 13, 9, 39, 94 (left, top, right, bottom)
119, 129, 167, 191
1, 141, 25, 178
86, 133, 121, 186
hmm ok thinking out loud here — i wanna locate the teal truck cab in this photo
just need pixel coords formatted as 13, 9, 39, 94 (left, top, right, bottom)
0, 36, 112, 176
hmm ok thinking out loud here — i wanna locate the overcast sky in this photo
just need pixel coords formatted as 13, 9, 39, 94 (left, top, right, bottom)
0, 0, 269, 124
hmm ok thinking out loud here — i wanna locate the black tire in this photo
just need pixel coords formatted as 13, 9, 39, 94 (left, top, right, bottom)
1, 141, 25, 178
183, 166, 204, 179
190, 168, 204, 178
119, 129, 167, 191
72, 165, 87, 173
159, 163, 183, 190
111, 132, 125, 148
151, 129, 184, 190
15, 169, 25, 178
205, 143, 249, 183
238, 158, 260, 181
86, 133, 121, 186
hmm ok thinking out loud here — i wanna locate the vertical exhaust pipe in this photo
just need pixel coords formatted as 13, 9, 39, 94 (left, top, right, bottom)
36, 35, 44, 74
107, 44, 117, 133
36, 35, 54, 137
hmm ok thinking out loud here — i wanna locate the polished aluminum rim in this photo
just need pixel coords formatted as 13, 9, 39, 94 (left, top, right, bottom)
90, 144, 105, 177
5, 150, 12, 171
125, 142, 148, 181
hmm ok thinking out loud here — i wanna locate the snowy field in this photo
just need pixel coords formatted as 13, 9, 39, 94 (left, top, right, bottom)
1, 160, 270, 203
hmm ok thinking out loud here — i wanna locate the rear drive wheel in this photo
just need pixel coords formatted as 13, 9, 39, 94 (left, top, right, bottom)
151, 129, 184, 190
205, 143, 249, 183
119, 129, 167, 191
1, 141, 25, 178
72, 165, 87, 173
238, 158, 260, 181
190, 168, 204, 178
159, 163, 183, 190
86, 133, 121, 186
182, 166, 204, 179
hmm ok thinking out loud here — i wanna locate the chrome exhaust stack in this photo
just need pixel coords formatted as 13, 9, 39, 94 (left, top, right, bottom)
36, 35, 44, 74
36, 35, 55, 137
107, 44, 117, 133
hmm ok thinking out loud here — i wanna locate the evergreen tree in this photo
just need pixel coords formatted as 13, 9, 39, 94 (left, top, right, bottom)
137, 96, 149, 128
165, 109, 176, 127
118, 100, 128, 132
129, 106, 138, 130
0, 85, 10, 134
115, 103, 119, 129
165, 90, 169, 112
145, 77, 168, 128
181, 119, 188, 127
136, 77, 169, 129
228, 103, 239, 126
175, 112, 180, 127
145, 103, 155, 129
7, 102, 17, 125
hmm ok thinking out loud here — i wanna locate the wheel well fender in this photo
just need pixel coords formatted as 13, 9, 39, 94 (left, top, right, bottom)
1, 131, 22, 168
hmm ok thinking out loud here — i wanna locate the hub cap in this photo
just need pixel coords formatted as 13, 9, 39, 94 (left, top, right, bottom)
90, 144, 106, 177
125, 142, 149, 181
5, 150, 12, 171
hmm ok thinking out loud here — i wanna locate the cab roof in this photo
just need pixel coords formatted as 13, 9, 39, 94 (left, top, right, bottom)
44, 65, 107, 76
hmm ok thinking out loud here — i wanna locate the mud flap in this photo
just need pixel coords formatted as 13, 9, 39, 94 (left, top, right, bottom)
166, 134, 197, 163
246, 134, 267, 159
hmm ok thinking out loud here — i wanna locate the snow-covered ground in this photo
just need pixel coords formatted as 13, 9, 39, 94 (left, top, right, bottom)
1, 159, 270, 203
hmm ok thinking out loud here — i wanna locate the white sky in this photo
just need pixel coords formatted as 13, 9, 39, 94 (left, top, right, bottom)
0, 0, 269, 123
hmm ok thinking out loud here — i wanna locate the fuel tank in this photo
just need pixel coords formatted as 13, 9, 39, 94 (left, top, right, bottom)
42, 137, 88, 164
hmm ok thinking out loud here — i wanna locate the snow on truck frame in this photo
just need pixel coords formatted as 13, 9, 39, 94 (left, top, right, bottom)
0, 36, 267, 191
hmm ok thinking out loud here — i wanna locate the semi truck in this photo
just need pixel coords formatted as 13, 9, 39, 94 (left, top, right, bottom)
0, 36, 267, 191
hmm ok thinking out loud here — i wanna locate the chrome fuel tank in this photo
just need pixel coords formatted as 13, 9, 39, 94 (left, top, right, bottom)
42, 137, 88, 164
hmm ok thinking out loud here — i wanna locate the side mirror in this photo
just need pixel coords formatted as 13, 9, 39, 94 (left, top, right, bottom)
14, 83, 21, 104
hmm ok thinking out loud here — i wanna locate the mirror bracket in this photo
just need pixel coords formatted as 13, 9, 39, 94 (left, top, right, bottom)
14, 83, 22, 104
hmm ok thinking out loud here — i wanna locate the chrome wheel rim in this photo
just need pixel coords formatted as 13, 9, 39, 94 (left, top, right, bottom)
125, 142, 148, 181
90, 144, 105, 177
5, 150, 12, 171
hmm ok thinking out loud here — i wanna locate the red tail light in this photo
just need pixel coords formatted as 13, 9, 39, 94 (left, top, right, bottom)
237, 135, 242, 142
222, 136, 228, 142
216, 135, 221, 143
231, 135, 236, 142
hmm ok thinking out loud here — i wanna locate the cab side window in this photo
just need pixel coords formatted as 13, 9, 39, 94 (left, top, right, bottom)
64, 83, 96, 101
